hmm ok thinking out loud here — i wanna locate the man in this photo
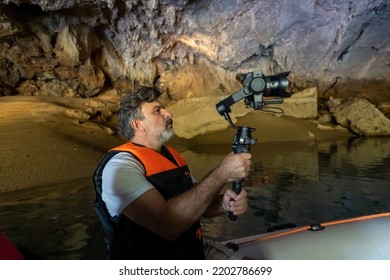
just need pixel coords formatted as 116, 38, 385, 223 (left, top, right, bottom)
93, 86, 252, 259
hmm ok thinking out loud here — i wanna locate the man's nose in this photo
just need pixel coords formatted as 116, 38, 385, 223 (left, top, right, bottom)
163, 108, 172, 118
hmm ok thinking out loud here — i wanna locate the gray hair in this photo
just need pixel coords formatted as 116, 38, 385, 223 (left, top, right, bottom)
117, 86, 162, 139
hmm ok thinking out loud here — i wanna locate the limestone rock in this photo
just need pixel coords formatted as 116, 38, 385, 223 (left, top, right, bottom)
73, 120, 116, 135
0, 0, 389, 101
279, 87, 318, 119
168, 96, 232, 139
329, 98, 390, 136
65, 109, 91, 122
0, 0, 389, 136
84, 100, 106, 108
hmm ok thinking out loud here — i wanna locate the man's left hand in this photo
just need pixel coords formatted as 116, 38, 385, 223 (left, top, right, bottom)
221, 189, 248, 216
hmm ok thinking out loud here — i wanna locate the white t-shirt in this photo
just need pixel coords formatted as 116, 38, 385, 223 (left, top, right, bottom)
102, 151, 197, 217
102, 152, 154, 217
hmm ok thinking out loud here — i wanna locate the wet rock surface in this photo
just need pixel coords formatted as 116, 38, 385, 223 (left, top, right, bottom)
0, 0, 389, 136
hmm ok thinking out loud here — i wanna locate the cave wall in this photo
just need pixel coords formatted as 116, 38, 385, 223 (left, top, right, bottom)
0, 0, 389, 106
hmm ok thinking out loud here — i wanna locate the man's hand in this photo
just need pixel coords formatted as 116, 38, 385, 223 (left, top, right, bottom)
217, 152, 252, 183
221, 188, 248, 216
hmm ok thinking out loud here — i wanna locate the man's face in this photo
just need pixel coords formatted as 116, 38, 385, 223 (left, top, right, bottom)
140, 99, 174, 144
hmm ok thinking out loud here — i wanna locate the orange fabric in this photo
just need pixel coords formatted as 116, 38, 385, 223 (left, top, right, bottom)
111, 142, 187, 176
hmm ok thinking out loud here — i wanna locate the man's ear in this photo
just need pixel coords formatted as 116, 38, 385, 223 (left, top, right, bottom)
130, 119, 145, 131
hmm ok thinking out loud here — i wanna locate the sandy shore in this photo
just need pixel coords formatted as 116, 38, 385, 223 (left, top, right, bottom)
0, 96, 124, 193
0, 95, 351, 194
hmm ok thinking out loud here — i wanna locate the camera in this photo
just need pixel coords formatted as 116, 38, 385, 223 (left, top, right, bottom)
236, 70, 291, 110
236, 70, 290, 97
216, 70, 291, 116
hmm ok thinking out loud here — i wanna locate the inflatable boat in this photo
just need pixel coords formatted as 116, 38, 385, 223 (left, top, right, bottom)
217, 212, 390, 260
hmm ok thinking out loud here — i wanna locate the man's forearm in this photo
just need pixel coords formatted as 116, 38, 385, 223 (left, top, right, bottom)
203, 194, 227, 218
164, 167, 227, 231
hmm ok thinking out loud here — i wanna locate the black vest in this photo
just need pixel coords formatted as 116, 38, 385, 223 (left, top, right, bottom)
93, 142, 205, 260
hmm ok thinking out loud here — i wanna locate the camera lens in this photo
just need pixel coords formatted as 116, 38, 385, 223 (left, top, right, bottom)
264, 72, 291, 97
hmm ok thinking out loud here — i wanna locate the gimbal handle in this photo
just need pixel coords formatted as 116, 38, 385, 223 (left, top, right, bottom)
228, 126, 256, 221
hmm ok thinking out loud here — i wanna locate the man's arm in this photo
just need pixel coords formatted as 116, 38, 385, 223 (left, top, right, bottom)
122, 152, 251, 241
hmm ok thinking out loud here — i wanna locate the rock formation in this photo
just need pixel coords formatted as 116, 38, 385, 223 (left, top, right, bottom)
0, 0, 389, 137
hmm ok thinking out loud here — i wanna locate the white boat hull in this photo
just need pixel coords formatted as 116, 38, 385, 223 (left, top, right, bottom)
222, 213, 390, 260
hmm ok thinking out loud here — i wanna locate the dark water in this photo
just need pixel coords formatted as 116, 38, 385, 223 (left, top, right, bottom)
0, 137, 389, 259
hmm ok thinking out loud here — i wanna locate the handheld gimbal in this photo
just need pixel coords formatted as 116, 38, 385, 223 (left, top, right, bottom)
216, 70, 291, 220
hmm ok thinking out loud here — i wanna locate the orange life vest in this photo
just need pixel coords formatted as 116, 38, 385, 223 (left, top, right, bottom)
93, 142, 205, 259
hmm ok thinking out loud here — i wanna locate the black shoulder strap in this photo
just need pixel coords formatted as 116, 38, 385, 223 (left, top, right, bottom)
92, 151, 122, 236
94, 150, 147, 259
93, 151, 120, 203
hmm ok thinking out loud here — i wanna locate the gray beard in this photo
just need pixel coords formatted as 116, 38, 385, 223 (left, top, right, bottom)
160, 128, 174, 143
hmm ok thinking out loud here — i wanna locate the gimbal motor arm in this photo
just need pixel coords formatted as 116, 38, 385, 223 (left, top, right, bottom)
216, 70, 267, 112
216, 86, 255, 129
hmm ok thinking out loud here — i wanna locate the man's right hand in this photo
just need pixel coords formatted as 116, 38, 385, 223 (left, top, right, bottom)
217, 152, 252, 183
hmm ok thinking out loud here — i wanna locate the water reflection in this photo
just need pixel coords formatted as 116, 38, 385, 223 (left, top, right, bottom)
0, 178, 104, 259
0, 137, 389, 259
188, 137, 390, 243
